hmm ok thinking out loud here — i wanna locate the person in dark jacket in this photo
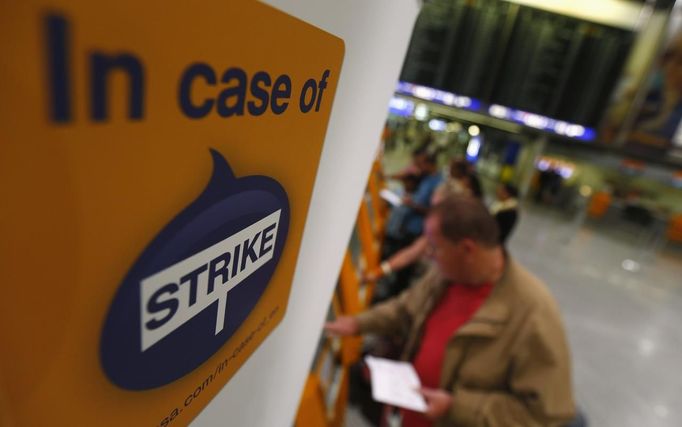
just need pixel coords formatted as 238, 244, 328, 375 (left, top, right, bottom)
490, 183, 519, 245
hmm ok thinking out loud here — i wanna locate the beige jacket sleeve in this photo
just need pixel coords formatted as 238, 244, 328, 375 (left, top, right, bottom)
446, 307, 575, 427
355, 267, 439, 338
355, 285, 416, 338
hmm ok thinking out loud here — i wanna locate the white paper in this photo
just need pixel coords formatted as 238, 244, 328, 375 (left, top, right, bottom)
380, 189, 403, 207
365, 356, 427, 412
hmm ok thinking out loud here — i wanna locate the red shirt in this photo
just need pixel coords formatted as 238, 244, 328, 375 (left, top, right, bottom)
402, 282, 493, 427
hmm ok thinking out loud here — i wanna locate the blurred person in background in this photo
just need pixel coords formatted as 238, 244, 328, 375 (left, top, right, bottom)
400, 150, 443, 232
490, 183, 520, 245
327, 196, 576, 427
381, 149, 442, 298
433, 159, 483, 202
366, 163, 489, 295
385, 137, 434, 182
464, 161, 483, 200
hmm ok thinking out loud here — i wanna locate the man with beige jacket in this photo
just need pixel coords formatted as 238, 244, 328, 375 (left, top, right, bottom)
326, 196, 576, 427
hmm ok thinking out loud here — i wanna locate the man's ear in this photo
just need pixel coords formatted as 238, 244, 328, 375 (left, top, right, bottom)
460, 238, 477, 255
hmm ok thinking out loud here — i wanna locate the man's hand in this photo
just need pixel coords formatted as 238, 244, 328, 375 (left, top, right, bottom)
420, 387, 453, 420
324, 316, 360, 337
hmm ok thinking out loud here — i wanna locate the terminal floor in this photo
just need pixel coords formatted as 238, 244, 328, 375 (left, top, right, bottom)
346, 205, 682, 427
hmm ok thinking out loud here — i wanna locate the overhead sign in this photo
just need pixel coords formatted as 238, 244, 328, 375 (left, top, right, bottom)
0, 1, 344, 425
394, 82, 597, 141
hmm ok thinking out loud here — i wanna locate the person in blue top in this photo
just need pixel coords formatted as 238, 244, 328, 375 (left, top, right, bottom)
401, 151, 443, 237
379, 149, 442, 301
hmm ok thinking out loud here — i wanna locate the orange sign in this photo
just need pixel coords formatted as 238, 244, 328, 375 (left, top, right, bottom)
0, 1, 344, 425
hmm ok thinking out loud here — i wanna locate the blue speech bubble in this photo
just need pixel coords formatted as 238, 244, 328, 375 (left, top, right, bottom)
100, 149, 290, 390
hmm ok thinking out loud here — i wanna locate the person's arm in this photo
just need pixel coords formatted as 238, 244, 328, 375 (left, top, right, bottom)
402, 195, 429, 214
386, 164, 419, 181
363, 237, 428, 282
354, 281, 418, 337
326, 267, 439, 338
387, 236, 428, 272
324, 289, 412, 338
443, 310, 575, 426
